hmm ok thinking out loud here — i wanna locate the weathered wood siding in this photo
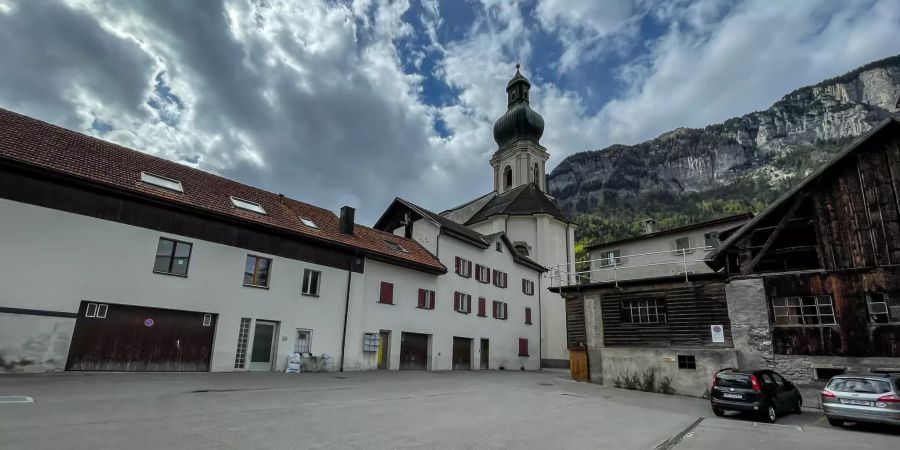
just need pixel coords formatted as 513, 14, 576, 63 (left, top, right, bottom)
565, 297, 587, 349
599, 280, 732, 348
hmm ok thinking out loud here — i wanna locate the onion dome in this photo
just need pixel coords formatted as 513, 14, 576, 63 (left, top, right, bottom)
493, 64, 544, 149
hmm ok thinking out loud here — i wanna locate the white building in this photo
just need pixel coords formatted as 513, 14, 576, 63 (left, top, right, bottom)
586, 214, 753, 284
0, 107, 543, 374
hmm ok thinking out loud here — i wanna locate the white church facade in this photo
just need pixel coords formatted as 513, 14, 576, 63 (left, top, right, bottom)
0, 65, 573, 373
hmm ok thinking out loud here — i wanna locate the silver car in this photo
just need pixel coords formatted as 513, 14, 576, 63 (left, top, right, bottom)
821, 374, 900, 427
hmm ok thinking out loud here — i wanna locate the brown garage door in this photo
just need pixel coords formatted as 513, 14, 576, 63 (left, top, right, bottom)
399, 332, 429, 370
452, 337, 472, 370
66, 301, 217, 372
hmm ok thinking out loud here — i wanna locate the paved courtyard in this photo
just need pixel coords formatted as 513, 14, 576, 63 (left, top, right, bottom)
1, 370, 897, 449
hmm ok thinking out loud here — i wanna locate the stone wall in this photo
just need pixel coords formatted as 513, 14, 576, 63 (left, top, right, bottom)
598, 347, 738, 398
724, 278, 771, 369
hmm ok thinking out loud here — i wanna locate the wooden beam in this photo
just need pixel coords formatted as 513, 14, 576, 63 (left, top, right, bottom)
742, 193, 807, 275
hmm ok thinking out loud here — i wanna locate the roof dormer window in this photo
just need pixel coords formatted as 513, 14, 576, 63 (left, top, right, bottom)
230, 196, 266, 215
140, 171, 183, 193
299, 217, 318, 229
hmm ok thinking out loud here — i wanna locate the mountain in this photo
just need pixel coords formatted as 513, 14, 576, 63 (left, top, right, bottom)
548, 55, 900, 247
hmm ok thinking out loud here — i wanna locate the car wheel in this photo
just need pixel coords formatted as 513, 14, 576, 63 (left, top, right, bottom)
792, 398, 802, 414
827, 418, 844, 427
761, 404, 777, 423
712, 407, 725, 417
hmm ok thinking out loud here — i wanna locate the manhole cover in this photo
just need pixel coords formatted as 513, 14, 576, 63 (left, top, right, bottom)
0, 396, 34, 404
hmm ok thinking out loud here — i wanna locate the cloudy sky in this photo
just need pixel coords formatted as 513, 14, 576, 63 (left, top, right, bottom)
1, 0, 898, 223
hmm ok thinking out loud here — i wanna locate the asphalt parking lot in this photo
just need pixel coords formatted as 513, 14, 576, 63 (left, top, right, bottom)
1, 370, 897, 449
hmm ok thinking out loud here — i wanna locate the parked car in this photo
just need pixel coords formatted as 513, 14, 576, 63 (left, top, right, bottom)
710, 368, 802, 423
821, 373, 900, 427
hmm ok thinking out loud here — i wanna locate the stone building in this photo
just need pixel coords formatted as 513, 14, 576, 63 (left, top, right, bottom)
707, 117, 900, 383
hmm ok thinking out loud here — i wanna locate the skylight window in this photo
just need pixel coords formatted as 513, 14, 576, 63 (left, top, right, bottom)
384, 240, 409, 253
140, 171, 183, 193
230, 197, 267, 215
299, 217, 318, 229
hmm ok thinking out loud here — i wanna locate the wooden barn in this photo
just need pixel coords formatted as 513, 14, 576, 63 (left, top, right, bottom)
707, 117, 900, 382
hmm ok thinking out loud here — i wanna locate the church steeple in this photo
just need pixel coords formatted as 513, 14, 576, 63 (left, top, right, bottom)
490, 64, 549, 194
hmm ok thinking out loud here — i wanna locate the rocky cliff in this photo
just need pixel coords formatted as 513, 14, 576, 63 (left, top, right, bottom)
549, 55, 900, 244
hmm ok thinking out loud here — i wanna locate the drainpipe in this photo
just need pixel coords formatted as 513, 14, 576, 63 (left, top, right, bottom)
538, 274, 543, 369
339, 255, 354, 372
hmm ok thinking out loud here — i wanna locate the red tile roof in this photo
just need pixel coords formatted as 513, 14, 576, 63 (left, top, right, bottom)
0, 108, 446, 274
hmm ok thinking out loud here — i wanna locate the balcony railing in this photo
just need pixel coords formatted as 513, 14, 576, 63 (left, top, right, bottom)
544, 245, 714, 288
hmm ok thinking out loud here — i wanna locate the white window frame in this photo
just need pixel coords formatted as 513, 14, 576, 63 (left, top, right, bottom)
621, 298, 666, 324
674, 237, 693, 255
202, 314, 212, 326
523, 279, 535, 295
772, 295, 836, 326
85, 303, 108, 318
456, 293, 472, 314
299, 217, 318, 229
866, 292, 900, 323
599, 250, 622, 268
302, 268, 321, 296
420, 289, 436, 309
230, 196, 267, 215
140, 171, 183, 193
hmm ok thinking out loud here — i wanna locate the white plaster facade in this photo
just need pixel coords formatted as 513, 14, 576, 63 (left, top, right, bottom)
491, 140, 549, 193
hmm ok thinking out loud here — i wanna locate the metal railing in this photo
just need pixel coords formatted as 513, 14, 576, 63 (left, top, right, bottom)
544, 245, 714, 288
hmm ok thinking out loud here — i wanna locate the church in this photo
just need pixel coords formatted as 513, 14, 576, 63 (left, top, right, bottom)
0, 65, 573, 373
375, 65, 575, 368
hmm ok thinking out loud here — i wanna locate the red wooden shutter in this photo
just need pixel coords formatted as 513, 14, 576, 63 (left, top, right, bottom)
503, 272, 508, 288
455, 257, 461, 275
492, 301, 497, 318
518, 338, 529, 357
478, 297, 486, 316
522, 278, 526, 293
454, 292, 460, 311
380, 282, 393, 304
466, 296, 472, 313
503, 302, 508, 319
492, 270, 498, 285
467, 260, 472, 278
525, 307, 532, 324
417, 289, 425, 308
429, 290, 436, 309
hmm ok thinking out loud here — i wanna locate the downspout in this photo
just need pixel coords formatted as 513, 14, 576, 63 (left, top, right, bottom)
538, 273, 543, 369
339, 252, 356, 372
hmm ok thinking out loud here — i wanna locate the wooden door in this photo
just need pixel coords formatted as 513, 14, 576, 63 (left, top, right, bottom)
480, 339, 489, 369
399, 332, 428, 370
569, 349, 589, 381
452, 337, 472, 370
67, 301, 216, 372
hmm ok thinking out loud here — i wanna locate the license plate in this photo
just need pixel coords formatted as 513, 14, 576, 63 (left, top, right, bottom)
722, 393, 743, 399
840, 399, 873, 406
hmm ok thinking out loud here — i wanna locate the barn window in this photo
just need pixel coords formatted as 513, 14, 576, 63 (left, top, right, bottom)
379, 282, 394, 304
771, 296, 835, 326
518, 338, 529, 357
866, 292, 900, 323
243, 255, 272, 288
620, 299, 667, 324
503, 166, 513, 189
153, 237, 192, 276
301, 269, 321, 296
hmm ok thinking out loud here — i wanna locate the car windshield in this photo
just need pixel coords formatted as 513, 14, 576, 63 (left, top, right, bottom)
827, 378, 891, 394
715, 373, 752, 388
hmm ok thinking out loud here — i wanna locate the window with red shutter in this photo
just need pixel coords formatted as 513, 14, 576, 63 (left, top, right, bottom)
429, 290, 436, 309
454, 292, 460, 311
518, 338, 529, 357
502, 302, 508, 319
478, 297, 486, 317
492, 301, 498, 318
455, 257, 461, 275
525, 307, 532, 325
467, 260, 473, 278
417, 288, 425, 308
379, 282, 394, 304
502, 272, 508, 288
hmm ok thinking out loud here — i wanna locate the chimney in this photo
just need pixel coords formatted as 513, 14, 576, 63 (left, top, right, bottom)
340, 206, 355, 235
643, 218, 658, 235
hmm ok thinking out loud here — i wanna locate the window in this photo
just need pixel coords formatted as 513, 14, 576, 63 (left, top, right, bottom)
772, 296, 836, 326
202, 314, 212, 327
677, 355, 696, 369
492, 301, 508, 320
243, 255, 272, 288
518, 338, 529, 357
84, 303, 108, 318
379, 282, 394, 304
620, 299, 667, 324
866, 292, 900, 323
514, 242, 530, 256
478, 297, 486, 317
234, 318, 251, 369
598, 250, 621, 268
533, 164, 540, 186
454, 292, 472, 314
384, 240, 409, 253
140, 171, 183, 193
504, 166, 513, 189
230, 196, 267, 214
475, 264, 491, 283
675, 237, 692, 255
496, 242, 502, 252
302, 269, 321, 296
492, 270, 508, 288
525, 307, 532, 325
704, 232, 720, 249
294, 329, 312, 353
522, 279, 535, 295
153, 238, 192, 276
418, 289, 436, 309
299, 217, 318, 229
455, 257, 472, 278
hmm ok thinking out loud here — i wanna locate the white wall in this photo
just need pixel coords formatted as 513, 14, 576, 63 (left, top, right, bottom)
0, 198, 352, 373
587, 221, 745, 283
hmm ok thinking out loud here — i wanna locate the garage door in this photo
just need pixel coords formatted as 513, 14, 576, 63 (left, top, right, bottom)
399, 332, 429, 370
66, 302, 217, 372
452, 337, 472, 370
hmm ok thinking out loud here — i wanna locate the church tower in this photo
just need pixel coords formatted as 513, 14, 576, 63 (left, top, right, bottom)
491, 64, 550, 194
